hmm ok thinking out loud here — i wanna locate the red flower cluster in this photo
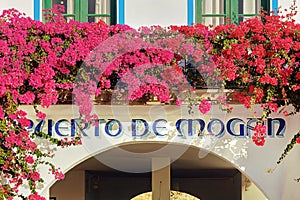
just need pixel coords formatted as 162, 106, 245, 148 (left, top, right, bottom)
198, 99, 211, 114
212, 11, 300, 113
252, 124, 267, 146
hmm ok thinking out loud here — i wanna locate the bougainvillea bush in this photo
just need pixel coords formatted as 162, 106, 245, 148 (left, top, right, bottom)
0, 5, 299, 199
0, 7, 117, 199
210, 11, 300, 155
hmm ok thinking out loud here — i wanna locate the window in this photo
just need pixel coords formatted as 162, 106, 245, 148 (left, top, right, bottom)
43, 0, 117, 25
195, 0, 270, 26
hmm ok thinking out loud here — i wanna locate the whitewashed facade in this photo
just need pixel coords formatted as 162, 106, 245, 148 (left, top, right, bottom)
1, 1, 300, 200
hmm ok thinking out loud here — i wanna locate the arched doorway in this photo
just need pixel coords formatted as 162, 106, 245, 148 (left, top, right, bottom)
49, 143, 267, 200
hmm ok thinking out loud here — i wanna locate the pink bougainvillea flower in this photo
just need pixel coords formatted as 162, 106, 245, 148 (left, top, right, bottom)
19, 91, 35, 104
17, 118, 31, 128
198, 99, 211, 114
176, 99, 182, 106
0, 106, 4, 119
283, 110, 289, 116
51, 169, 65, 180
292, 84, 300, 91
28, 193, 46, 200
36, 111, 46, 120
259, 74, 278, 86
30, 172, 40, 181
16, 110, 27, 117
24, 156, 34, 164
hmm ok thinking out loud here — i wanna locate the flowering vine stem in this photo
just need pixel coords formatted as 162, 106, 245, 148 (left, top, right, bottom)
277, 129, 300, 165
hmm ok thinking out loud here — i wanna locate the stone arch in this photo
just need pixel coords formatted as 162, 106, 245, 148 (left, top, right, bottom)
45, 142, 268, 200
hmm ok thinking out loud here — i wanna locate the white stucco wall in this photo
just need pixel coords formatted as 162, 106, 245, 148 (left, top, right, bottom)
125, 0, 187, 29
278, 0, 300, 22
0, 1, 34, 18
242, 183, 268, 200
